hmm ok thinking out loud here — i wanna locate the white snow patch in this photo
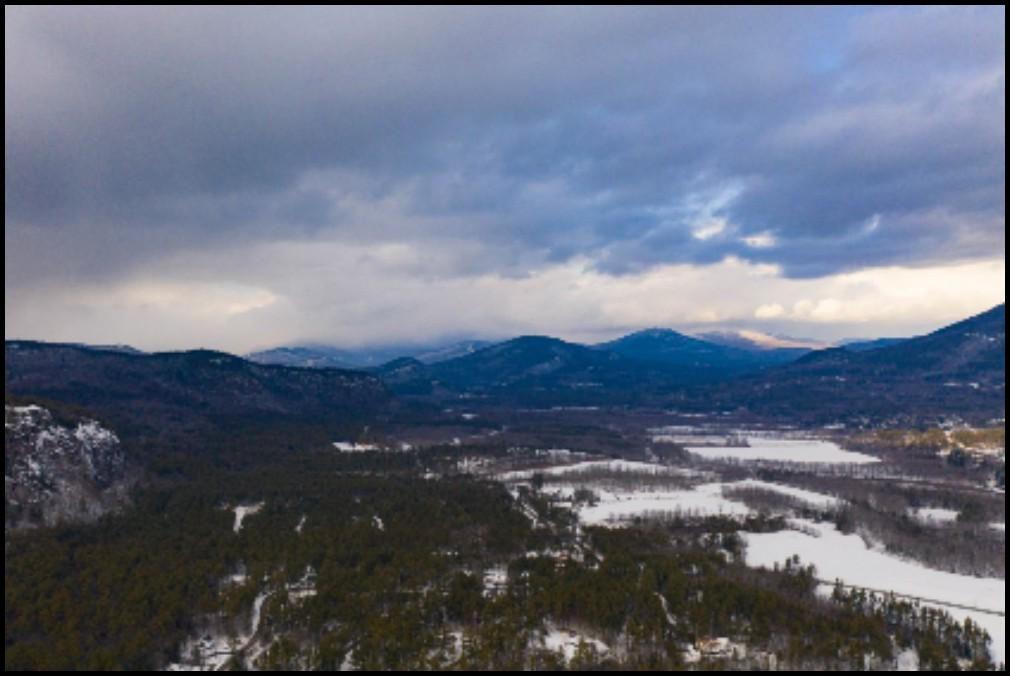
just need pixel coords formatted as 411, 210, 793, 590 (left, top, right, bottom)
73, 420, 119, 447
909, 508, 960, 525
167, 632, 235, 672
540, 626, 609, 662
686, 437, 879, 465
483, 566, 509, 598
9, 405, 45, 415
896, 649, 920, 671
575, 483, 752, 526
457, 457, 492, 473
332, 442, 379, 452
231, 503, 264, 534
541, 479, 840, 527
743, 520, 1005, 665
656, 593, 678, 628
242, 592, 270, 652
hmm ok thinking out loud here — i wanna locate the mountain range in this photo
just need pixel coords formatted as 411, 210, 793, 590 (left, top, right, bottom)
248, 329, 819, 375
383, 336, 701, 406
248, 340, 492, 370
5, 305, 1004, 426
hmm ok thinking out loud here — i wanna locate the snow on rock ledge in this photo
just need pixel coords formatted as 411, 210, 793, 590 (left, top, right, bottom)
5, 404, 131, 530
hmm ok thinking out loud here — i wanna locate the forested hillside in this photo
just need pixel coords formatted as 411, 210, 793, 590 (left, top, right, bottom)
5, 342, 390, 440
5, 447, 996, 671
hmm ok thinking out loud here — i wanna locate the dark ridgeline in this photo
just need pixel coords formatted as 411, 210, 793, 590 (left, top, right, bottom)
247, 340, 493, 370
370, 305, 1006, 422
697, 304, 1006, 424
4, 341, 391, 439
598, 328, 808, 372
6, 304, 1005, 426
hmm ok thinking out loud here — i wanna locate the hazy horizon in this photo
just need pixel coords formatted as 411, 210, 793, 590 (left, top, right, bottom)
6, 302, 1005, 358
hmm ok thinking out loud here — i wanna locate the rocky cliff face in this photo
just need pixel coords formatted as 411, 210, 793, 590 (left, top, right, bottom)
5, 405, 132, 531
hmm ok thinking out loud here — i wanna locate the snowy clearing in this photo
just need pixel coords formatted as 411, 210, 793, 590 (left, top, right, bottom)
743, 520, 1005, 665
575, 484, 751, 525
230, 503, 264, 534
540, 626, 609, 662
332, 442, 380, 452
685, 437, 880, 465
564, 479, 841, 527
503, 458, 844, 527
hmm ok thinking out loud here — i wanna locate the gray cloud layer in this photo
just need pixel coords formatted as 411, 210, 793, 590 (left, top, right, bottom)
5, 6, 1005, 348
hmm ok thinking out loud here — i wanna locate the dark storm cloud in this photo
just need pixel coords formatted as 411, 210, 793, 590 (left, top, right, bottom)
5, 5, 1005, 290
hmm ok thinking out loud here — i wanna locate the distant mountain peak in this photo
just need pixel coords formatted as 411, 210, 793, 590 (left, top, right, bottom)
597, 327, 808, 374
697, 329, 827, 352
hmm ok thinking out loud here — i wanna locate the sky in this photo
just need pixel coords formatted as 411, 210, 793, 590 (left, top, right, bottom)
5, 6, 1005, 353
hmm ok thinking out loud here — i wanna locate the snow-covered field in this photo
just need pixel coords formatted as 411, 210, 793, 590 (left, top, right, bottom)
500, 455, 1002, 664
499, 456, 842, 527
534, 477, 841, 527
743, 520, 1005, 665
576, 484, 753, 525
685, 437, 879, 465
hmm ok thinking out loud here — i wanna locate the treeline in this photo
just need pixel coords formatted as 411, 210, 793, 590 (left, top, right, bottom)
829, 586, 995, 671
